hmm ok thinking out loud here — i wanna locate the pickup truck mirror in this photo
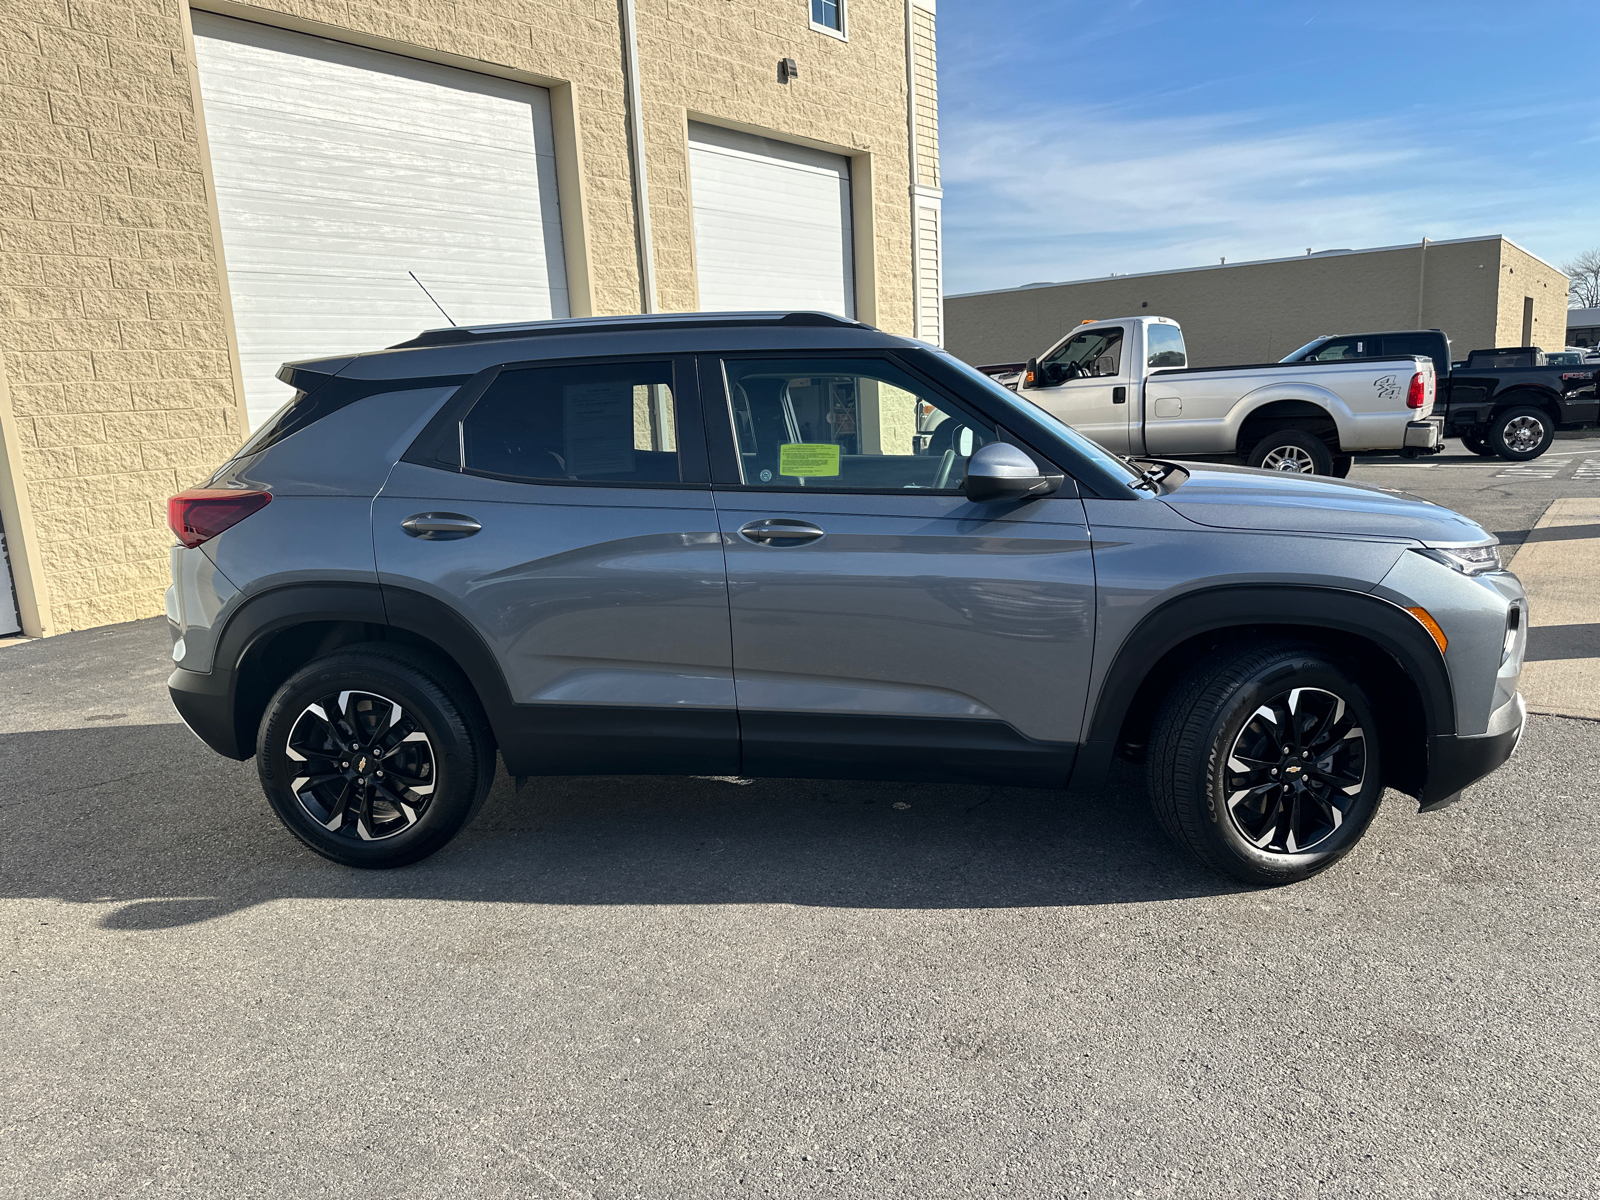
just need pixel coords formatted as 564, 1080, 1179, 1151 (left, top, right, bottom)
962, 442, 1064, 503
1023, 357, 1040, 387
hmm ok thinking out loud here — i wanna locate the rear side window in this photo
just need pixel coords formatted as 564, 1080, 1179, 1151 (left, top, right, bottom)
1145, 323, 1187, 369
461, 362, 681, 484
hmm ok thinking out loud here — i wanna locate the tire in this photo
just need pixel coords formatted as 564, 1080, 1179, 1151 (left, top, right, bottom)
257, 644, 494, 868
1147, 640, 1384, 886
1246, 429, 1333, 475
1486, 405, 1555, 461
1330, 455, 1354, 478
1460, 433, 1497, 457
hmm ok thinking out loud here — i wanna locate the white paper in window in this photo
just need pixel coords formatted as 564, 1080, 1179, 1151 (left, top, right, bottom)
563, 382, 636, 476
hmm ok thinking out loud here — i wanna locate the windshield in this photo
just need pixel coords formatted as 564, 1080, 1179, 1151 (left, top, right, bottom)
933, 350, 1146, 485
1546, 351, 1582, 365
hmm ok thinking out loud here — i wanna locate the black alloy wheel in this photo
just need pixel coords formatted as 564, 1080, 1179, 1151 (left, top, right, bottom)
1147, 640, 1384, 885
1246, 429, 1334, 475
1487, 405, 1555, 461
1220, 687, 1367, 854
284, 690, 437, 841
258, 645, 493, 868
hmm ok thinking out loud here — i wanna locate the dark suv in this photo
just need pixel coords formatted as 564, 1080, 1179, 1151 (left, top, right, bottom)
167, 312, 1527, 885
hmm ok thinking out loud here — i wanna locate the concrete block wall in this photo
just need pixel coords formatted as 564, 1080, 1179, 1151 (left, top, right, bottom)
943, 237, 1570, 371
0, 0, 924, 636
0, 0, 247, 633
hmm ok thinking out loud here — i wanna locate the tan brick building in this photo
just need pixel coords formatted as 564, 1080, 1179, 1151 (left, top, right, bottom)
945, 236, 1570, 371
0, 0, 944, 637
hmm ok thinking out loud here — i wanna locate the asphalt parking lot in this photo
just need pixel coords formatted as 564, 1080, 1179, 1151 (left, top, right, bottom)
3, 446, 1598, 1199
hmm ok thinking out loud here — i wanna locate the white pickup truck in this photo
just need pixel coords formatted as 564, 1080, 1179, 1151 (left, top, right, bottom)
985, 316, 1443, 476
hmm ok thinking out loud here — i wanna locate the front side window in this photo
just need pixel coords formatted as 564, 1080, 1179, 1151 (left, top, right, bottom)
461, 361, 680, 484
1042, 328, 1123, 378
724, 357, 994, 491
1145, 323, 1188, 369
1308, 337, 1366, 361
811, 0, 843, 33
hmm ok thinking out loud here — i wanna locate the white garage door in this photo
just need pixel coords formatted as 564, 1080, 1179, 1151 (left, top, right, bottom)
193, 14, 569, 429
687, 123, 854, 318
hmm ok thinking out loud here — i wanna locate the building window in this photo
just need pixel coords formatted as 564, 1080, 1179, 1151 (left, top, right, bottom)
811, 0, 846, 38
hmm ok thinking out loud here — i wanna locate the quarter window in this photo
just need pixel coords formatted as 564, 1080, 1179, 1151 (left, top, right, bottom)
461, 362, 680, 484
724, 357, 995, 492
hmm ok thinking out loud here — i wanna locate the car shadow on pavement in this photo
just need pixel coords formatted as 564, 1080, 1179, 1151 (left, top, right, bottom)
0, 722, 1246, 929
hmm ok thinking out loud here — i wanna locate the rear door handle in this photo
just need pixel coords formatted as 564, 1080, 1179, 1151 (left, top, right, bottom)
738, 519, 825, 546
401, 512, 481, 540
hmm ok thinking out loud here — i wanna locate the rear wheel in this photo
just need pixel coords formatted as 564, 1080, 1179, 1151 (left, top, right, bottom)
1330, 455, 1354, 478
1147, 641, 1384, 886
1486, 406, 1554, 461
1246, 429, 1333, 475
257, 645, 494, 868
1460, 433, 1497, 457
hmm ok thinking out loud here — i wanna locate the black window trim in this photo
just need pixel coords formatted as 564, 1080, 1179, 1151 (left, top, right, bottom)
699, 348, 1080, 498
399, 352, 712, 490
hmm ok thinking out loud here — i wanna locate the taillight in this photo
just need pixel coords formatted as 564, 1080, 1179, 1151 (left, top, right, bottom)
168, 489, 271, 549
1406, 372, 1427, 409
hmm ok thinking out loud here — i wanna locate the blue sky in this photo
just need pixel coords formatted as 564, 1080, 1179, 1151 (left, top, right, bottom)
939, 0, 1599, 295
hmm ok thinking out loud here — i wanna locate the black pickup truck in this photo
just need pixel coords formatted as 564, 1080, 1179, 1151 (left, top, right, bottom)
1280, 331, 1600, 460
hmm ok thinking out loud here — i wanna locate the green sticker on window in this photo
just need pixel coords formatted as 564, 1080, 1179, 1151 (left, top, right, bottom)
778, 443, 841, 477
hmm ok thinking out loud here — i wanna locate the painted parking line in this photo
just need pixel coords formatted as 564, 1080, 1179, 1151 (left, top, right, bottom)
1495, 458, 1572, 480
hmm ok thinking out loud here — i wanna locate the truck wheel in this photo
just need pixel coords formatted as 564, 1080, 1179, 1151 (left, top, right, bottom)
257, 644, 495, 868
1147, 641, 1384, 886
1330, 455, 1354, 477
1460, 434, 1496, 457
1487, 406, 1554, 461
1246, 429, 1333, 475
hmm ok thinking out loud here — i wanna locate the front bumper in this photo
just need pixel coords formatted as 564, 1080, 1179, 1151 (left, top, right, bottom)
1417, 692, 1526, 810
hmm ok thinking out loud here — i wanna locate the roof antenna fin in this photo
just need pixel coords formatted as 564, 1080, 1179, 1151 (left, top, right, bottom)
408, 271, 457, 326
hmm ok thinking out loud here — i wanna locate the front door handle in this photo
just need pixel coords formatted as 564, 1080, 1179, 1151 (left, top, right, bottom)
1112, 386, 1127, 404
401, 512, 481, 540
738, 519, 825, 546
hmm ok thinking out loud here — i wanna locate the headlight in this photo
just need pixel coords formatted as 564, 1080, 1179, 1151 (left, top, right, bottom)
1411, 544, 1502, 576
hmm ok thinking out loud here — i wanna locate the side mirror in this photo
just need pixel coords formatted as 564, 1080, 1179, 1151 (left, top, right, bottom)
1023, 357, 1040, 388
961, 442, 1065, 503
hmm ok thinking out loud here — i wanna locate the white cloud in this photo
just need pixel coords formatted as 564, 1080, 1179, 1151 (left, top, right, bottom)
942, 104, 1586, 294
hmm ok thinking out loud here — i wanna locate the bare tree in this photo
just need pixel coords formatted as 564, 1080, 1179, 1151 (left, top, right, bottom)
1564, 248, 1600, 309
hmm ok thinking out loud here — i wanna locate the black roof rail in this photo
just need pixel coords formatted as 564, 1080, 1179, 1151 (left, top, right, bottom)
387, 310, 868, 349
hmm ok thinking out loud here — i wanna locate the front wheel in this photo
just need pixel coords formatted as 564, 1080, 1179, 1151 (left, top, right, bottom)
1147, 641, 1384, 886
1246, 429, 1333, 475
257, 645, 494, 867
1487, 406, 1554, 461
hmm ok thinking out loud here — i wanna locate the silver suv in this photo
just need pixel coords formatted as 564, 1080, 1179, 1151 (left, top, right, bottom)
166, 313, 1527, 885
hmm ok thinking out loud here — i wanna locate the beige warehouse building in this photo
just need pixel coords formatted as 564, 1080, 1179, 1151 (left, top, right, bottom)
0, 0, 945, 638
944, 236, 1569, 371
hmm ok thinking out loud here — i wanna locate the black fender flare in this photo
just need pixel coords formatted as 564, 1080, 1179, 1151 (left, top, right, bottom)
1067, 584, 1454, 792
168, 581, 516, 760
